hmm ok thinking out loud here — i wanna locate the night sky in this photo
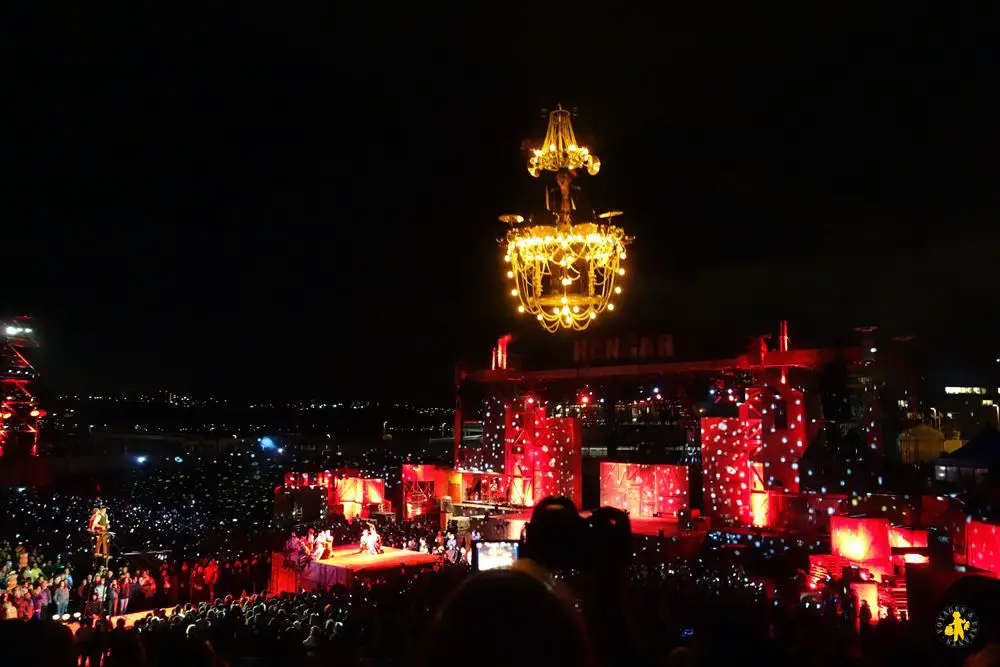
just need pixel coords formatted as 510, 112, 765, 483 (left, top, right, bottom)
9, 8, 1000, 400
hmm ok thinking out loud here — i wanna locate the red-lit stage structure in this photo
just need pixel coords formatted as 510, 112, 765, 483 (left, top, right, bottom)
599, 462, 689, 519
967, 520, 1000, 573
698, 321, 822, 528
270, 545, 438, 593
806, 514, 932, 621
448, 321, 859, 527
788, 493, 1000, 622
419, 321, 1000, 621
468, 462, 699, 552
282, 470, 388, 521
402, 393, 583, 519
0, 317, 44, 457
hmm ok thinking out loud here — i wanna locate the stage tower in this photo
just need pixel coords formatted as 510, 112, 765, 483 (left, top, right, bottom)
0, 316, 44, 456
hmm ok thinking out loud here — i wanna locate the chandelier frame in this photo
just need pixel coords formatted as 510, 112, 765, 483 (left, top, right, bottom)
504, 221, 631, 333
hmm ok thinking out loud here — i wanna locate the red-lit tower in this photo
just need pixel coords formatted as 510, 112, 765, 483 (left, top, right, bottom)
504, 394, 582, 508
740, 320, 807, 498
1, 316, 44, 457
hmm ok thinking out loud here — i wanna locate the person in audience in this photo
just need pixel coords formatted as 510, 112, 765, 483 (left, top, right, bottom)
54, 580, 70, 616
118, 571, 133, 615
420, 569, 596, 667
203, 558, 219, 601
105, 577, 119, 617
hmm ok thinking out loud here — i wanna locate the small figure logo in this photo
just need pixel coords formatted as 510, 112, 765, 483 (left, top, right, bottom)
936, 605, 979, 648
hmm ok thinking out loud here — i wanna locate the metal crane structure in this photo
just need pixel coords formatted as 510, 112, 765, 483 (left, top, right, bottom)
456, 321, 865, 473
1, 316, 45, 457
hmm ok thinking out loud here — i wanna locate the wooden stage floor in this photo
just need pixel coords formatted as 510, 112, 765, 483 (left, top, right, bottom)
314, 545, 439, 571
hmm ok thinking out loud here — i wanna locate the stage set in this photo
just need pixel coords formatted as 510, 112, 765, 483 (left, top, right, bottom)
445, 325, 1000, 620
271, 545, 438, 593
280, 469, 391, 521
272, 321, 1000, 621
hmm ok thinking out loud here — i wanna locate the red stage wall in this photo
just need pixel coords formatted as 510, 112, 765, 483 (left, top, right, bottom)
889, 525, 929, 549
830, 515, 891, 563
700, 417, 761, 525
533, 416, 583, 507
919, 495, 951, 526
401, 464, 460, 520
599, 462, 689, 519
967, 520, 1000, 574
740, 382, 806, 494
283, 470, 386, 520
334, 477, 384, 520
506, 398, 582, 508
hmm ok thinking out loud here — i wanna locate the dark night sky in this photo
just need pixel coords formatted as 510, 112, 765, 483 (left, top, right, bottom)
9, 8, 1000, 400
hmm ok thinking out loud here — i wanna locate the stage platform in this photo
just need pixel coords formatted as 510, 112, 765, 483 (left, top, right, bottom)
271, 546, 439, 593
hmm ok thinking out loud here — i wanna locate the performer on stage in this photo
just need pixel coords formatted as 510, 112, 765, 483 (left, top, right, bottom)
314, 529, 333, 560
358, 525, 384, 555
367, 523, 383, 555
303, 528, 317, 559
359, 528, 371, 554
88, 505, 111, 558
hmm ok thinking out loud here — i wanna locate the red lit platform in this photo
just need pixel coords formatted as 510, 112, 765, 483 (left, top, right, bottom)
271, 546, 439, 593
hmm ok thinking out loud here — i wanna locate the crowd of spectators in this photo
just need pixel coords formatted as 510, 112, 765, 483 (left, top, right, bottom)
0, 453, 450, 626
1, 538, 271, 622
0, 445, 426, 565
5, 554, 976, 667
0, 447, 302, 626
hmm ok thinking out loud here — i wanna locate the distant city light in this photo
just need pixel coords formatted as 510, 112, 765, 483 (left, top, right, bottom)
136, 456, 147, 464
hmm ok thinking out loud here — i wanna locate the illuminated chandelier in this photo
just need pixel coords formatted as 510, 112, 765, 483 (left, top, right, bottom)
527, 105, 601, 178
502, 106, 631, 333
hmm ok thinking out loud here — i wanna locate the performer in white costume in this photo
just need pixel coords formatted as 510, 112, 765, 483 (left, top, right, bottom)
367, 524, 383, 555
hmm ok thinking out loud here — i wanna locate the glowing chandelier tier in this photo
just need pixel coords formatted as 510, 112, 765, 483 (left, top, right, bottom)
501, 105, 632, 333
527, 105, 601, 177
505, 222, 629, 332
